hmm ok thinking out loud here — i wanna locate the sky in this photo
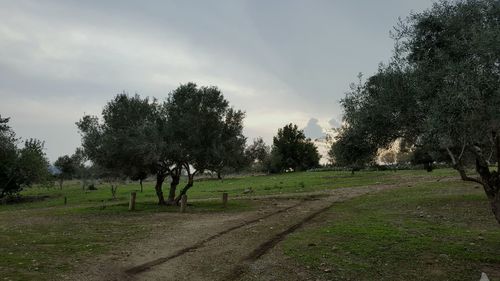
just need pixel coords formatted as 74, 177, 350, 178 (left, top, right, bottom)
0, 0, 434, 162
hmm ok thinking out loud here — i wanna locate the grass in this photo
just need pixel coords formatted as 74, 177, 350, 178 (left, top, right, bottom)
0, 168, 469, 280
1, 168, 457, 213
283, 179, 500, 281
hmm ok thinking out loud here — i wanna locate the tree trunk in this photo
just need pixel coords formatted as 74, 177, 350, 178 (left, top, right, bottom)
139, 179, 143, 193
155, 173, 166, 205
59, 178, 63, 189
174, 175, 194, 204
217, 171, 222, 180
110, 184, 118, 199
166, 173, 180, 205
489, 189, 500, 223
468, 143, 500, 224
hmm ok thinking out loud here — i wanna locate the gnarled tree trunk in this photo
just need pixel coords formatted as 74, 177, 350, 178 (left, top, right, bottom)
448, 140, 500, 224
174, 174, 194, 205
155, 173, 166, 205
166, 172, 180, 205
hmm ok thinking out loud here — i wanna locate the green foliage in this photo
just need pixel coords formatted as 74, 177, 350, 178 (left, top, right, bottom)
165, 83, 245, 174
0, 116, 51, 198
334, 0, 500, 171
329, 126, 376, 172
77, 84, 245, 202
395, 0, 500, 152
54, 155, 77, 182
18, 139, 52, 187
245, 137, 271, 172
77, 93, 158, 181
164, 83, 246, 199
270, 123, 320, 172
0, 116, 20, 197
332, 0, 500, 222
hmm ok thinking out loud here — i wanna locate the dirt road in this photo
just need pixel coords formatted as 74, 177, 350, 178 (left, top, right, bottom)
66, 185, 395, 281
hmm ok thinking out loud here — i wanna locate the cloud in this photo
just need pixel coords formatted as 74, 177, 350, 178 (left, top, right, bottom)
0, 0, 435, 161
329, 117, 341, 128
303, 118, 324, 140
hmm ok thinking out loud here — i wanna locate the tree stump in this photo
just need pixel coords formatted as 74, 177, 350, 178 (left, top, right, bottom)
222, 192, 228, 208
180, 194, 187, 213
129, 192, 137, 211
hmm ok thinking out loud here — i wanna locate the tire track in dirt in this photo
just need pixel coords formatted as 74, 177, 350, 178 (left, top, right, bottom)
224, 202, 335, 280
70, 184, 401, 281
125, 199, 311, 275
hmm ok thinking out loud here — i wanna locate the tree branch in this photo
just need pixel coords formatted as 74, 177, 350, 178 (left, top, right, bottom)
446, 147, 483, 185
445, 147, 457, 165
457, 142, 466, 162
472, 144, 491, 179
495, 131, 500, 172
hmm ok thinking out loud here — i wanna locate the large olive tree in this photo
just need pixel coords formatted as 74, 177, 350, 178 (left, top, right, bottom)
164, 83, 245, 203
334, 0, 500, 222
77, 94, 161, 200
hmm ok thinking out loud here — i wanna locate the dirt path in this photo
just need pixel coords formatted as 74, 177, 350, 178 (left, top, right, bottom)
66, 184, 398, 281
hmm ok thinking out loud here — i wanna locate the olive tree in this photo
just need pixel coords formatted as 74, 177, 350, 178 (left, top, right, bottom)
270, 123, 320, 173
164, 83, 245, 203
77, 93, 158, 200
334, 0, 500, 222
54, 155, 77, 189
0, 116, 51, 198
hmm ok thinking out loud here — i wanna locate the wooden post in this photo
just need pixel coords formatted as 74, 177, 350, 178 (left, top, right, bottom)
129, 192, 137, 211
180, 194, 187, 213
222, 192, 228, 208
64, 196, 67, 205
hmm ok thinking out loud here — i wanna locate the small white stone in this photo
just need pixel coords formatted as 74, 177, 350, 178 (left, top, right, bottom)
480, 272, 490, 281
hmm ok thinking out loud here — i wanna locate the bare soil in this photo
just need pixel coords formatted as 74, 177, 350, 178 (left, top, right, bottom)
65, 184, 397, 281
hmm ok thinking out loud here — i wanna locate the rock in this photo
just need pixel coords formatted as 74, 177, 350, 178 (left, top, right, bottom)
480, 272, 490, 281
438, 254, 449, 260
243, 187, 253, 194
323, 268, 332, 273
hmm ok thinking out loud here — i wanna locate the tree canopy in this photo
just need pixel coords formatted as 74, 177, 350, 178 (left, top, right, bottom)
164, 83, 246, 201
77, 84, 246, 205
0, 116, 51, 198
270, 123, 320, 172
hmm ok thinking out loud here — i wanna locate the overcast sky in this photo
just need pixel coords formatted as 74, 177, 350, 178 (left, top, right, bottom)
0, 0, 434, 161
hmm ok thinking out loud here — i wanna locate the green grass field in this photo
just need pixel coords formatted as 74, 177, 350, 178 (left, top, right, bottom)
2, 168, 496, 281
283, 179, 500, 281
